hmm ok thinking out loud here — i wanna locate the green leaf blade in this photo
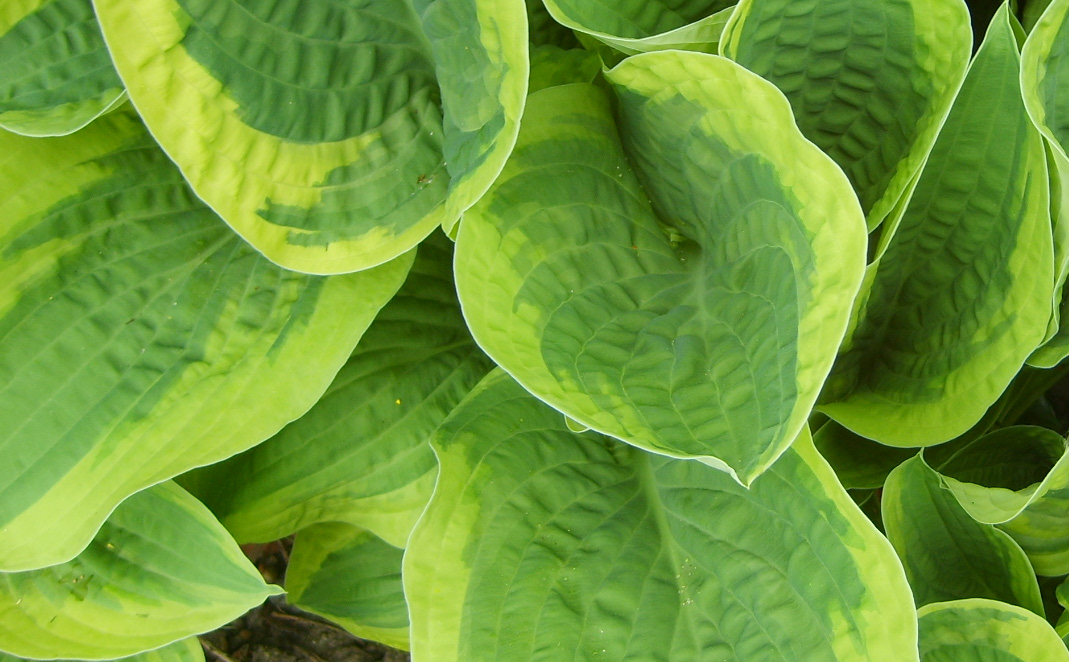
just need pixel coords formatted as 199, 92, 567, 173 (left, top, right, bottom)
0, 483, 279, 660
0, 0, 126, 136
456, 52, 866, 484
0, 111, 411, 571
405, 371, 918, 661
918, 599, 1069, 662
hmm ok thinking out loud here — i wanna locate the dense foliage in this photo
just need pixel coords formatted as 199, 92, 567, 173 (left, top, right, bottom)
5, 0, 1069, 660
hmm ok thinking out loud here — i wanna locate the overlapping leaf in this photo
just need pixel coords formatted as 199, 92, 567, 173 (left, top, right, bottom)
882, 455, 1044, 615
0, 110, 411, 571
933, 427, 1069, 576
918, 599, 1069, 662
542, 0, 736, 54
92, 0, 527, 274
0, 482, 279, 660
456, 52, 866, 484
721, 0, 971, 231
819, 7, 1054, 445
0, 0, 125, 136
405, 370, 917, 661
286, 523, 408, 651
180, 231, 491, 548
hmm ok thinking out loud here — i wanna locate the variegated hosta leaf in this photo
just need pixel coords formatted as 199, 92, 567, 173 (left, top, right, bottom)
933, 427, 1069, 576
0, 111, 412, 571
0, 0, 125, 136
818, 7, 1054, 446
542, 0, 737, 55
1023, 0, 1069, 366
179, 231, 491, 548
721, 0, 971, 232
0, 483, 280, 660
286, 523, 408, 651
527, 45, 601, 94
0, 637, 204, 662
882, 455, 1044, 615
455, 53, 865, 485
405, 370, 917, 662
92, 0, 527, 274
918, 599, 1069, 662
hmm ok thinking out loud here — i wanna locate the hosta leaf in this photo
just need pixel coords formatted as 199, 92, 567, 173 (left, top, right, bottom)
819, 7, 1053, 446
1023, 0, 1069, 366
721, 0, 971, 231
542, 0, 736, 55
0, 0, 125, 136
92, 0, 527, 274
527, 45, 601, 94
934, 427, 1069, 576
0, 482, 279, 660
918, 599, 1069, 662
405, 371, 917, 662
455, 53, 865, 485
0, 638, 203, 662
882, 455, 1044, 615
180, 231, 490, 548
286, 523, 408, 651
0, 111, 411, 571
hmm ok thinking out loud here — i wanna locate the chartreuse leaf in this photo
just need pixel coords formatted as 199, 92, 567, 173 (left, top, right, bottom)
0, 482, 280, 660
0, 638, 203, 662
541, 0, 736, 55
818, 7, 1053, 446
0, 111, 412, 572
405, 370, 918, 662
92, 0, 526, 274
286, 523, 408, 651
179, 231, 490, 548
882, 455, 1044, 615
721, 0, 971, 231
1022, 0, 1069, 366
918, 599, 1069, 662
0, 0, 126, 136
456, 53, 865, 485
932, 427, 1069, 576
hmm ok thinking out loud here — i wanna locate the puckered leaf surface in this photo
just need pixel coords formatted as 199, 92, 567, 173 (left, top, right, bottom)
0, 0, 126, 136
918, 599, 1069, 662
455, 52, 866, 485
721, 0, 971, 231
542, 0, 736, 54
180, 231, 490, 548
286, 523, 409, 651
819, 7, 1054, 446
0, 483, 280, 660
404, 370, 917, 662
92, 0, 527, 274
0, 110, 411, 571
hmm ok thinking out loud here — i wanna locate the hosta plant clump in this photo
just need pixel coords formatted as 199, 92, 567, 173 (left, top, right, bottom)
6, 0, 1069, 661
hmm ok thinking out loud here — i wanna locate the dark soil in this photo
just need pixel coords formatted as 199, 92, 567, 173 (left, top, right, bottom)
199, 539, 410, 662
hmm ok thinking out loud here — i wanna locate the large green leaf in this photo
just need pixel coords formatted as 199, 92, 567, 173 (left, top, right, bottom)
1022, 0, 1069, 366
405, 370, 917, 661
918, 599, 1069, 661
0, 482, 279, 660
0, 638, 203, 662
542, 0, 736, 54
0, 0, 126, 136
180, 231, 490, 548
286, 523, 408, 651
455, 53, 866, 485
0, 110, 411, 571
934, 427, 1069, 576
882, 455, 1044, 615
721, 0, 971, 231
92, 0, 527, 274
818, 7, 1054, 446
